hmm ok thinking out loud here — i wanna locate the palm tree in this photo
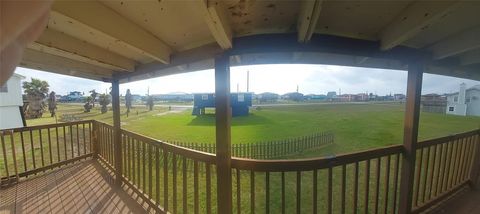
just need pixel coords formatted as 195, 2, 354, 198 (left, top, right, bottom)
89, 90, 98, 107
22, 78, 49, 119
84, 97, 93, 112
98, 93, 111, 114
47, 91, 57, 117
125, 89, 132, 115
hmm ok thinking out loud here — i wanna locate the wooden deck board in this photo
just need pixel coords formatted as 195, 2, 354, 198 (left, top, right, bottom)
0, 160, 151, 214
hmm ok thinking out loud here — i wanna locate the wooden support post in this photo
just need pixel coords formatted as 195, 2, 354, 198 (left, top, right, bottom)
469, 130, 480, 189
398, 60, 424, 214
215, 53, 232, 214
112, 79, 123, 186
92, 121, 98, 159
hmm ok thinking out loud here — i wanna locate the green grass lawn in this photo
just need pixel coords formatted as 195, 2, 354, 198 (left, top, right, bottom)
25, 103, 479, 158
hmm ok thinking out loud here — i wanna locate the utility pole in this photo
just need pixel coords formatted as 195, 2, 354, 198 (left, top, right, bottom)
246, 70, 250, 93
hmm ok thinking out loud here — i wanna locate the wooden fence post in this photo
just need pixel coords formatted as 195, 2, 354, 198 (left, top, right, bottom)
112, 79, 123, 186
215, 53, 232, 214
398, 60, 423, 214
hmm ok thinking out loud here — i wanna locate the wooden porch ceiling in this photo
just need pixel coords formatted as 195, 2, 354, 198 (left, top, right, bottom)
19, 0, 480, 82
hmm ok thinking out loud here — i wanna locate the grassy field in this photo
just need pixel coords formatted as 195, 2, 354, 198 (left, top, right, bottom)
27, 102, 479, 157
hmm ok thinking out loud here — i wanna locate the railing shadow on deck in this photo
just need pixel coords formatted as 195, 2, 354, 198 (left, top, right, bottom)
1, 120, 479, 214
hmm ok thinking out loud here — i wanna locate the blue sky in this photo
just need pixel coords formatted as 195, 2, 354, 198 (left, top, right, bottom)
14, 64, 480, 96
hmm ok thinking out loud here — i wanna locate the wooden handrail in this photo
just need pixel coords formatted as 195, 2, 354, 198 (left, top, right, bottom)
417, 129, 480, 149
231, 144, 403, 171
4, 120, 95, 132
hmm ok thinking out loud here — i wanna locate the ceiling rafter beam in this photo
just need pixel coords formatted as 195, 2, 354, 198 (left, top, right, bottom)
430, 26, 480, 60
460, 49, 480, 66
52, 1, 171, 64
297, 0, 323, 43
380, 0, 459, 50
34, 28, 136, 71
199, 0, 233, 49
21, 48, 113, 81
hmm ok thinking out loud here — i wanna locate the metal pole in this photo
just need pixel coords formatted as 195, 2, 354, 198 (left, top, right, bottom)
215, 54, 232, 214
398, 60, 423, 214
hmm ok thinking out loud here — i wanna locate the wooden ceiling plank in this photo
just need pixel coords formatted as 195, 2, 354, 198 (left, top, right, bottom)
297, 0, 323, 43
380, 0, 459, 50
460, 49, 480, 66
198, 0, 233, 49
35, 29, 135, 71
21, 48, 113, 80
430, 26, 480, 59
51, 1, 171, 64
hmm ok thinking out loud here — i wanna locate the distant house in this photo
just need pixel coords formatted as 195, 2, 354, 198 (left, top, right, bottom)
0, 73, 26, 129
304, 94, 326, 100
257, 92, 279, 103
281, 92, 304, 101
446, 83, 480, 116
421, 94, 447, 113
61, 91, 84, 102
394, 94, 406, 101
192, 93, 252, 117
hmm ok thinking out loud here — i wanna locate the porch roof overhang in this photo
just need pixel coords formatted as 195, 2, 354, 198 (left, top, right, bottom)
19, 0, 480, 82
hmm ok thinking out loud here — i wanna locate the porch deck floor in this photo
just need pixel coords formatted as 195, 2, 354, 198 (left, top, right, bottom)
0, 160, 154, 214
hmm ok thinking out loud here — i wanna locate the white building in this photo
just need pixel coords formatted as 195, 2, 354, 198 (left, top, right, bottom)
446, 83, 480, 116
0, 73, 26, 129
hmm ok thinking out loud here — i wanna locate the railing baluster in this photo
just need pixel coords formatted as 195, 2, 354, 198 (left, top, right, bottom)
76, 124, 80, 156
173, 153, 177, 214
194, 161, 199, 214
47, 128, 53, 164
427, 145, 437, 201
414, 147, 423, 207
63, 127, 67, 161
421, 146, 430, 204
266, 171, 270, 214
20, 131, 27, 172
438, 143, 447, 195
281, 171, 285, 214
9, 131, 19, 182
296, 171, 301, 214
143, 141, 146, 190
236, 168, 241, 214
39, 129, 45, 167
364, 159, 370, 214
313, 169, 318, 214
206, 163, 211, 214
1, 132, 10, 183
70, 125, 74, 159
392, 153, 400, 214
149, 143, 153, 197
55, 127, 60, 162
374, 157, 381, 214
163, 149, 169, 212
182, 156, 187, 214
383, 155, 391, 214
341, 165, 346, 214
353, 162, 359, 214
251, 170, 255, 214
82, 123, 86, 155
328, 167, 333, 214
456, 137, 467, 185
155, 145, 160, 205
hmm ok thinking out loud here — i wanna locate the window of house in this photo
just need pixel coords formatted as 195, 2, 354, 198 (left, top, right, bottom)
466, 97, 471, 103
449, 107, 454, 112
454, 96, 458, 102
0, 83, 7, 93
238, 94, 244, 102
202, 95, 208, 100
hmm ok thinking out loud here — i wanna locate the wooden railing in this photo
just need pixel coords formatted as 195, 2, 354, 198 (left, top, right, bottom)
1, 120, 479, 214
412, 130, 479, 213
170, 131, 334, 159
96, 121, 218, 213
230, 145, 404, 213
0, 120, 94, 186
